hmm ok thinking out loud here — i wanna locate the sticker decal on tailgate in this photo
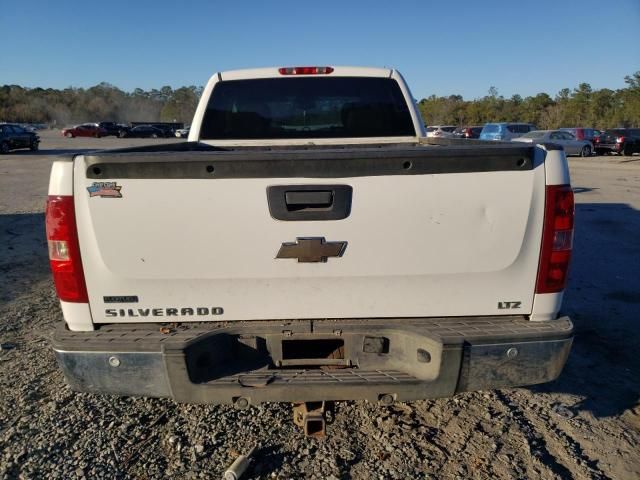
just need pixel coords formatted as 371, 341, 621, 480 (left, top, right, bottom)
87, 181, 122, 198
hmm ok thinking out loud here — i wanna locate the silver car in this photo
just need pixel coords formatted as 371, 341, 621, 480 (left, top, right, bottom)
512, 130, 593, 156
426, 125, 456, 138
175, 127, 190, 138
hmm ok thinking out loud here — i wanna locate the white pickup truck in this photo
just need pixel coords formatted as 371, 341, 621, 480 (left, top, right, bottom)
47, 66, 574, 408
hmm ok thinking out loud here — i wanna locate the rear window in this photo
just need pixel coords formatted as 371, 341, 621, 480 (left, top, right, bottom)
482, 124, 503, 134
507, 124, 531, 133
200, 77, 415, 139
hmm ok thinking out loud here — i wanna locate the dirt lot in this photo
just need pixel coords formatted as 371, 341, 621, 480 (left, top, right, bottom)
1, 131, 639, 479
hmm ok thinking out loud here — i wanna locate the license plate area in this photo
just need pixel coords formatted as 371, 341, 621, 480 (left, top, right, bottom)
184, 326, 444, 383
280, 338, 346, 367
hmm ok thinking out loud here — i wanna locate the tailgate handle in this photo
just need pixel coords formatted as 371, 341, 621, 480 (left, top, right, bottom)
267, 185, 352, 221
285, 191, 333, 209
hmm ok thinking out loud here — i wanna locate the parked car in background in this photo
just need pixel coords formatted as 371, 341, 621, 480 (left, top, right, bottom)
0, 123, 40, 153
480, 123, 535, 141
130, 122, 184, 134
559, 128, 600, 146
426, 125, 456, 138
62, 123, 108, 138
594, 128, 640, 156
18, 123, 47, 131
121, 125, 171, 138
98, 122, 130, 138
591, 130, 604, 151
147, 124, 175, 136
175, 126, 190, 138
513, 130, 593, 156
453, 126, 483, 139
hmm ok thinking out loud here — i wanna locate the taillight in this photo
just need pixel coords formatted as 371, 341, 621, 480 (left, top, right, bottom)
45, 195, 88, 302
278, 66, 334, 75
616, 136, 625, 143
536, 185, 574, 294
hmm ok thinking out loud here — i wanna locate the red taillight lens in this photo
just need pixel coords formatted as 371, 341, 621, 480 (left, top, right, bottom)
536, 185, 574, 294
616, 136, 625, 143
278, 66, 334, 75
45, 195, 88, 302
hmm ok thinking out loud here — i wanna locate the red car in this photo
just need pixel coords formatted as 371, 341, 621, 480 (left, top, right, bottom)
62, 123, 108, 138
559, 128, 600, 146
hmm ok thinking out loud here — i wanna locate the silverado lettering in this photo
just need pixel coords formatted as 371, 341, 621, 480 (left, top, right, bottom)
104, 307, 224, 317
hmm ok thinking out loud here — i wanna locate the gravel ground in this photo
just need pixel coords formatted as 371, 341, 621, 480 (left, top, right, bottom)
1, 131, 639, 479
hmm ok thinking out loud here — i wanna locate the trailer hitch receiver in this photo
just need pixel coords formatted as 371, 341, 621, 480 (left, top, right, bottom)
293, 401, 332, 437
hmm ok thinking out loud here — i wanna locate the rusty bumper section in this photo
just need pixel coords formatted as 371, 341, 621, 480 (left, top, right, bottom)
51, 316, 573, 405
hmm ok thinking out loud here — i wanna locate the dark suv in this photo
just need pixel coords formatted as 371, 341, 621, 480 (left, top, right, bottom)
0, 123, 40, 153
98, 122, 130, 138
595, 128, 640, 156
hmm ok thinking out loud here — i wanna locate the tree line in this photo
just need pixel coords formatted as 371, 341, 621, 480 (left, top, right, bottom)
1, 72, 639, 129
417, 72, 640, 129
0, 83, 203, 126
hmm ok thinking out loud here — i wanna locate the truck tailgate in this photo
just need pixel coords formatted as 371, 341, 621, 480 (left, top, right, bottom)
74, 144, 546, 324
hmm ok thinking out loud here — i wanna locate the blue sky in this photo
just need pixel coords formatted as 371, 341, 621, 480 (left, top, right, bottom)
2, 0, 638, 100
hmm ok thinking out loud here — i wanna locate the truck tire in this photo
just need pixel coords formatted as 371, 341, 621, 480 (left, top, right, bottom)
623, 144, 633, 156
0, 142, 9, 154
580, 145, 592, 157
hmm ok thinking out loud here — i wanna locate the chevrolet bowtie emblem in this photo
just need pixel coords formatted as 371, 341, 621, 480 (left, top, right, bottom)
276, 237, 347, 263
